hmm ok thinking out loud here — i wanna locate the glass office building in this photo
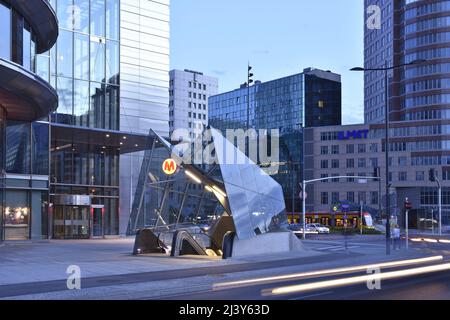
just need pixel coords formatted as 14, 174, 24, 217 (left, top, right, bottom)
1, 0, 170, 240
0, 0, 58, 240
209, 68, 342, 212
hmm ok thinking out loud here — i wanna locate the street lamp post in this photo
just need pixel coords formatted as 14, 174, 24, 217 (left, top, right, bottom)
350, 59, 426, 255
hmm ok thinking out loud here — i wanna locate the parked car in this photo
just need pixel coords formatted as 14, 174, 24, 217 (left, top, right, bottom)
288, 224, 316, 236
306, 223, 330, 234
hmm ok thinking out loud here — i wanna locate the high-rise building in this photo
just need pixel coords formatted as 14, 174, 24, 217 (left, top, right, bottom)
1, 0, 170, 240
358, 0, 450, 225
209, 68, 342, 211
0, 0, 58, 240
169, 69, 218, 139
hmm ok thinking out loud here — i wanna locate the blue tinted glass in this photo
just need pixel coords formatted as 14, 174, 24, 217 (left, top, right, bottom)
90, 39, 105, 82
6, 121, 31, 174
32, 122, 49, 175
0, 3, 11, 60
106, 0, 119, 40
57, 29, 73, 77
91, 0, 105, 37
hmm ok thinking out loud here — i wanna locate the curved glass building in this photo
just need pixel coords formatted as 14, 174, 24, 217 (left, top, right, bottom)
0, 0, 58, 240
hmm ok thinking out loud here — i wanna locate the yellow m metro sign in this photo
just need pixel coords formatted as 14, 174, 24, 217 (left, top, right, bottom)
162, 158, 177, 175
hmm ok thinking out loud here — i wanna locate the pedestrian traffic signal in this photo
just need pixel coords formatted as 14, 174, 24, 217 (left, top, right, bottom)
429, 168, 436, 182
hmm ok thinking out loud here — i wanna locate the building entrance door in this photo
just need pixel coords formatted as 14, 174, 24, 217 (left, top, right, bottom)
92, 206, 104, 238
53, 205, 90, 239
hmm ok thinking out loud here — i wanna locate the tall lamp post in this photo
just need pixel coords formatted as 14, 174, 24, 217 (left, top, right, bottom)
350, 58, 426, 255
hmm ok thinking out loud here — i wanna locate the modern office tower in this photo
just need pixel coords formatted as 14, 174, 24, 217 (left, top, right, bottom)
362, 1, 450, 225
0, 0, 170, 240
209, 68, 342, 212
0, 0, 58, 240
169, 69, 218, 139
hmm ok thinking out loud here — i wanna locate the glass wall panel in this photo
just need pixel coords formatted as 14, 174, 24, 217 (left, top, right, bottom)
56, 77, 74, 124
74, 33, 89, 80
22, 23, 31, 70
106, 40, 119, 84
0, 107, 5, 173
105, 83, 119, 130
90, 0, 105, 37
32, 122, 49, 175
0, 2, 11, 60
4, 190, 29, 240
36, 53, 50, 82
89, 81, 105, 128
6, 121, 31, 174
74, 0, 89, 33
90, 39, 105, 82
74, 79, 90, 126
106, 0, 119, 40
58, 0, 74, 30
57, 29, 73, 78
11, 10, 23, 66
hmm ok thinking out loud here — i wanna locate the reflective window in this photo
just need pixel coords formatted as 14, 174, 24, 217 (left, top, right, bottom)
90, 38, 105, 82
106, 0, 119, 40
32, 122, 49, 175
22, 23, 31, 70
0, 107, 5, 172
74, 0, 89, 33
74, 33, 89, 80
6, 121, 31, 174
106, 40, 119, 84
74, 79, 90, 126
4, 190, 30, 240
57, 29, 73, 77
91, 0, 105, 37
58, 0, 74, 29
56, 77, 74, 124
0, 2, 11, 60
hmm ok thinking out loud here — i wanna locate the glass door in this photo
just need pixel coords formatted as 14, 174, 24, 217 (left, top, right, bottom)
92, 207, 104, 238
66, 206, 90, 239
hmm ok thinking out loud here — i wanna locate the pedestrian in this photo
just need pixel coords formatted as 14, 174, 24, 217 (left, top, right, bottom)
392, 224, 401, 250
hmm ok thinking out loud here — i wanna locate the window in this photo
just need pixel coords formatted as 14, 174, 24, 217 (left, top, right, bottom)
346, 144, 355, 154
347, 192, 355, 203
358, 158, 366, 168
188, 92, 192, 98
91, 0, 105, 37
347, 173, 355, 182
0, 2, 11, 60
188, 112, 191, 118
398, 157, 407, 166
370, 143, 378, 153
399, 172, 407, 181
331, 145, 339, 154
189, 81, 192, 88
371, 192, 379, 205
370, 158, 378, 168
321, 174, 329, 183
321, 192, 329, 205
203, 84, 206, 90
358, 144, 366, 153
331, 159, 339, 169
416, 171, 425, 181
320, 146, 328, 155
332, 192, 339, 204
347, 159, 355, 168
321, 160, 329, 169
358, 191, 366, 204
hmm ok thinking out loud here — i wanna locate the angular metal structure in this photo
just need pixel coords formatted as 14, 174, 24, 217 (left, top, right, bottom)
128, 127, 288, 242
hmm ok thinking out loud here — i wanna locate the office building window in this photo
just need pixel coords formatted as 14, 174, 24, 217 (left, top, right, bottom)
331, 159, 339, 169
321, 192, 329, 205
347, 159, 354, 168
347, 192, 355, 203
370, 158, 378, 168
399, 172, 407, 181
416, 171, 425, 181
358, 191, 366, 204
332, 174, 339, 182
347, 173, 355, 182
320, 146, 328, 155
332, 192, 339, 204
370, 143, 378, 153
321, 174, 328, 183
358, 158, 366, 168
371, 192, 379, 205
331, 145, 339, 154
358, 144, 366, 153
398, 157, 407, 166
346, 144, 355, 154
321, 160, 328, 169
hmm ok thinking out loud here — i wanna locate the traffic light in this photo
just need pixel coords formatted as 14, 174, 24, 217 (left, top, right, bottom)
429, 168, 436, 182
248, 65, 254, 86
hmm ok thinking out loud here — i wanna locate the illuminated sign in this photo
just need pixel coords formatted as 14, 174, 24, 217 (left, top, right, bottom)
162, 159, 177, 175
338, 129, 369, 140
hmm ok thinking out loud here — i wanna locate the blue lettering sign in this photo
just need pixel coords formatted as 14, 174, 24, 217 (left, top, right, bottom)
337, 129, 369, 140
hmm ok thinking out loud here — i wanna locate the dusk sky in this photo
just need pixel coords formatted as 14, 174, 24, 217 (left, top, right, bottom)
170, 0, 365, 124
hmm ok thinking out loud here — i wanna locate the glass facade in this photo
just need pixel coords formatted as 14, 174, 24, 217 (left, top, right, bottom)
209, 70, 342, 212
44, 0, 120, 129
0, 0, 37, 71
0, 107, 5, 241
